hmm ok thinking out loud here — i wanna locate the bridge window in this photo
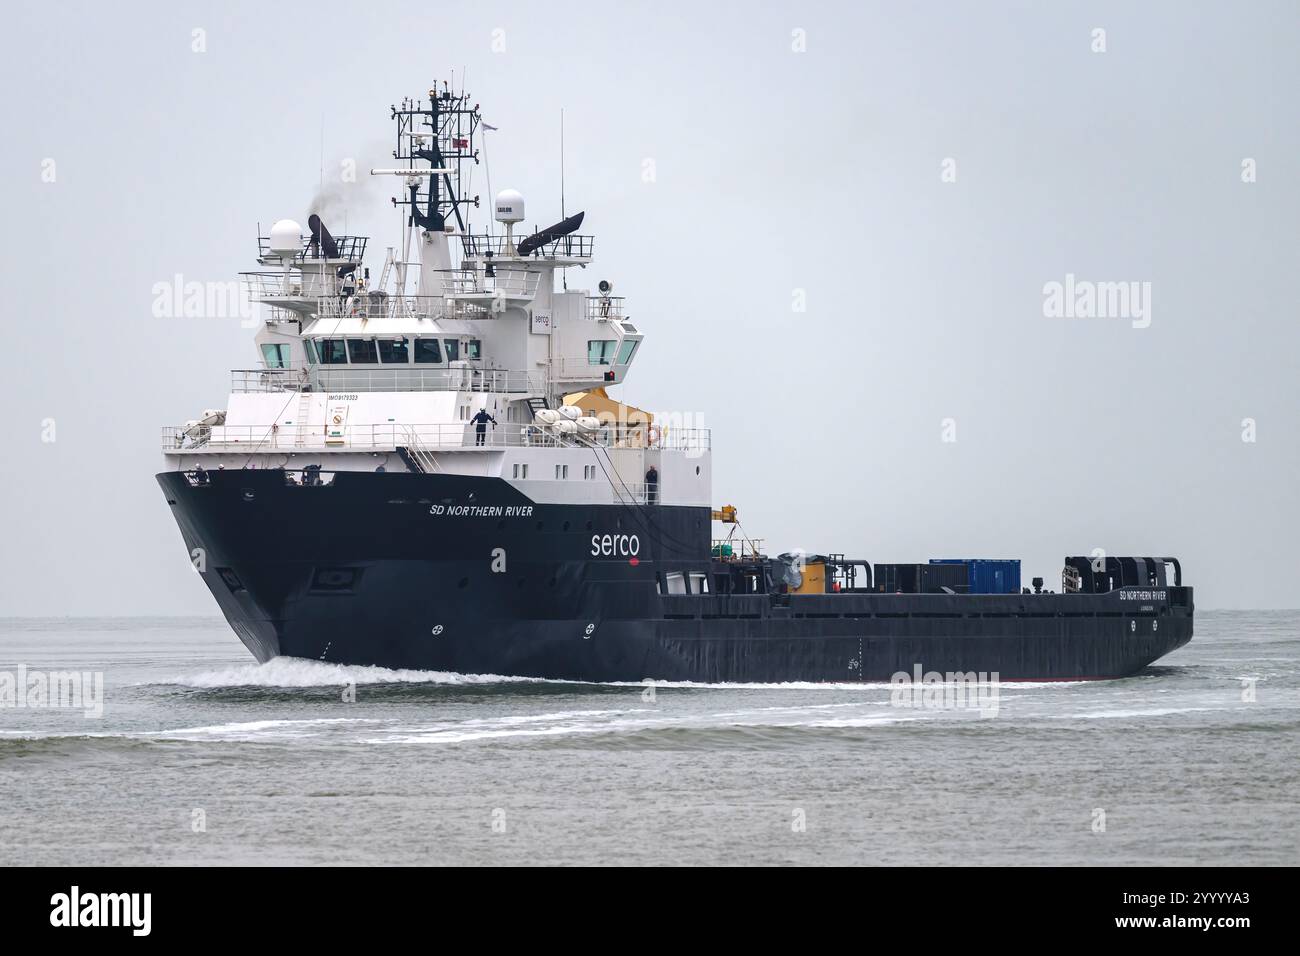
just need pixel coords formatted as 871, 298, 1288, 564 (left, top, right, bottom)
467, 339, 481, 360
378, 337, 409, 363
444, 339, 461, 361
413, 338, 442, 363
260, 343, 290, 368
347, 339, 378, 364
304, 339, 319, 364
587, 340, 616, 365
319, 339, 348, 364
616, 340, 639, 365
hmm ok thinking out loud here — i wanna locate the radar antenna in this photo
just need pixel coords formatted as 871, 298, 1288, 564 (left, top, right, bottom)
387, 84, 483, 234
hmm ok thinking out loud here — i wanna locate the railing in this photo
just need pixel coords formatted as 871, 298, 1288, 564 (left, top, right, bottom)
163, 422, 712, 454
182, 467, 338, 487
554, 357, 621, 380
460, 233, 595, 260
257, 234, 368, 263
438, 268, 540, 300
712, 537, 766, 561
242, 273, 536, 317
311, 294, 483, 320
242, 271, 331, 299
231, 365, 548, 394
586, 297, 625, 320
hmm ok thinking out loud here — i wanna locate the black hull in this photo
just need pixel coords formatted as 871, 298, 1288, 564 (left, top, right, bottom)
158, 470, 1193, 682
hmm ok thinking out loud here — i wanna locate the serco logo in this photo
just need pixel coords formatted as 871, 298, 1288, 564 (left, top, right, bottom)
590, 533, 639, 557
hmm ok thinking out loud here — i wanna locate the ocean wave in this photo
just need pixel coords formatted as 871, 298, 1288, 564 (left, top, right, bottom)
160, 658, 547, 689
156, 659, 1093, 693
161, 717, 382, 737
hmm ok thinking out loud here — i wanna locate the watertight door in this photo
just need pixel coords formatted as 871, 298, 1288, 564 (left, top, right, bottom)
325, 404, 349, 445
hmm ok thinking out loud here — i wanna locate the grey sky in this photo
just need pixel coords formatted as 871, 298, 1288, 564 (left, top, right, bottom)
1, 0, 1296, 614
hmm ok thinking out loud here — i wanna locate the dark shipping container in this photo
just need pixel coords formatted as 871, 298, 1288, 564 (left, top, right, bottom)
929, 559, 1022, 594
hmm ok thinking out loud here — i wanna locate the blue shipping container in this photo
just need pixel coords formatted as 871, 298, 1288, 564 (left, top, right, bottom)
929, 559, 1021, 594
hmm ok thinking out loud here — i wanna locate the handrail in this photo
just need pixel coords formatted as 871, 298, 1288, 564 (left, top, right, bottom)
242, 268, 538, 313
586, 297, 625, 320
231, 365, 548, 394
163, 422, 712, 454
460, 233, 595, 260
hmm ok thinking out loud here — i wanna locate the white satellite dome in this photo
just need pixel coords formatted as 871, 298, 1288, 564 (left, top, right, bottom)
269, 219, 303, 259
494, 189, 525, 224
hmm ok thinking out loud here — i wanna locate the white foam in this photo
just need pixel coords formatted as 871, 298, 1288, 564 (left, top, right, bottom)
164, 657, 545, 689
1038, 706, 1221, 720
373, 723, 620, 745
808, 715, 932, 728
162, 717, 380, 736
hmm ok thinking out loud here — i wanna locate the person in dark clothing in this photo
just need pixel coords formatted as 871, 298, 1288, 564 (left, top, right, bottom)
339, 269, 356, 311
645, 466, 659, 505
303, 463, 322, 486
471, 408, 497, 446
192, 464, 209, 486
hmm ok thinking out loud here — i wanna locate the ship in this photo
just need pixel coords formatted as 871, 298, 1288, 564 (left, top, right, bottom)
157, 83, 1193, 682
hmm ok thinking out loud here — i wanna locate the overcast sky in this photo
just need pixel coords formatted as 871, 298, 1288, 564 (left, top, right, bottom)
1, 0, 1297, 614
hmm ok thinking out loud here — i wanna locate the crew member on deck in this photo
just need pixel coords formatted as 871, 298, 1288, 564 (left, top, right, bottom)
471, 408, 497, 447
340, 270, 356, 311
645, 466, 658, 505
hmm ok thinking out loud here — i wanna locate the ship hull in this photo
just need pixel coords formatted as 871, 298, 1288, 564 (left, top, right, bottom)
158, 470, 1193, 682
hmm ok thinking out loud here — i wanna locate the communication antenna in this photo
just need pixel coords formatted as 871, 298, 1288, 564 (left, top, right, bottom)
561, 108, 567, 289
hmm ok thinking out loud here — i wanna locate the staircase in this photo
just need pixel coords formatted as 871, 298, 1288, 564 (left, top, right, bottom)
525, 395, 549, 418
396, 425, 441, 474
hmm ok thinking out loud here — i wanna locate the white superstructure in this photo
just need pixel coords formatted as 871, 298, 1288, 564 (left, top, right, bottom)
162, 85, 710, 508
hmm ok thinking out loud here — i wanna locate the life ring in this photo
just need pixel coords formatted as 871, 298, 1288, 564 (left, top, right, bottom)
332, 414, 343, 425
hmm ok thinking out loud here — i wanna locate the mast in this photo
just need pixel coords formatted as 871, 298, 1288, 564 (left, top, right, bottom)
389, 84, 482, 236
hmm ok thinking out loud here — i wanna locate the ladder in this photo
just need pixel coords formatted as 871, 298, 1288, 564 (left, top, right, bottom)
292, 390, 312, 447
377, 247, 394, 296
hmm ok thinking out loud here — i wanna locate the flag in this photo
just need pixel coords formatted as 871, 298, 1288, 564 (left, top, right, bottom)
481, 122, 499, 131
